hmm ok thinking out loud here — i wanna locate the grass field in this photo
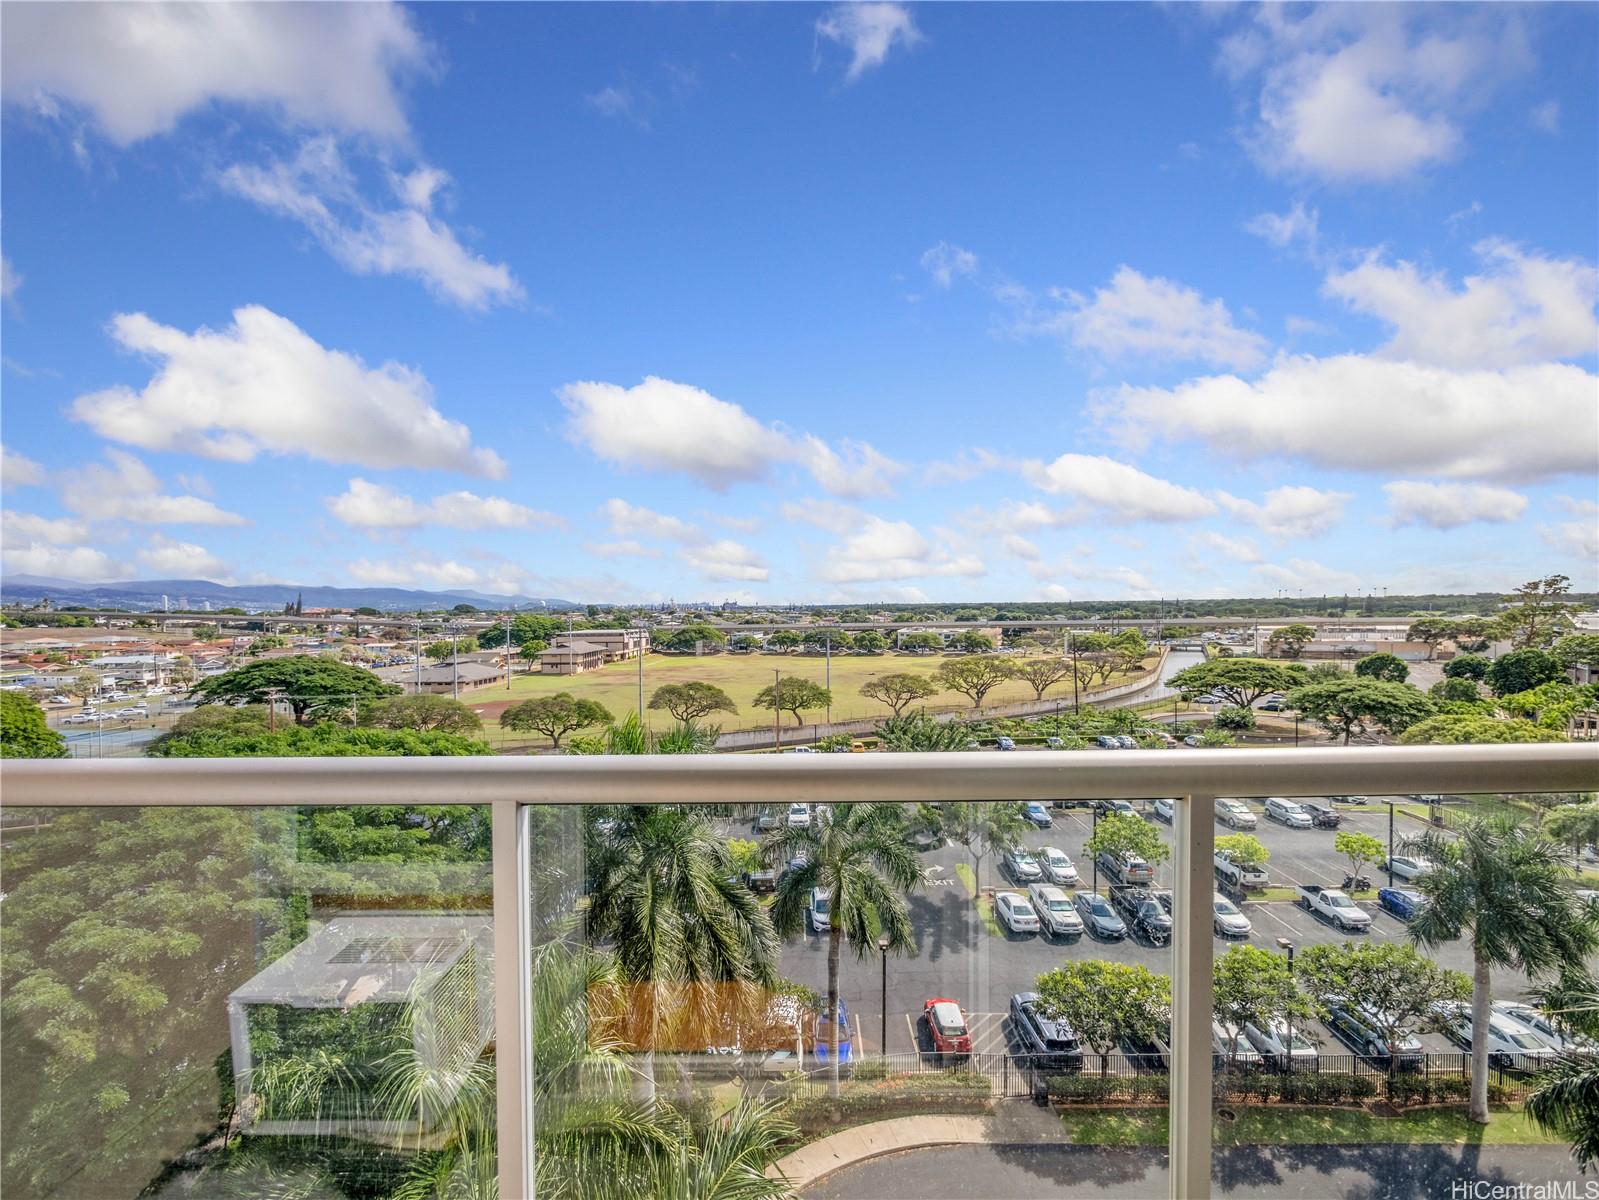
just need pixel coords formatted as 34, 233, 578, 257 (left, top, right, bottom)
466, 651, 1154, 749
1059, 1105, 1566, 1147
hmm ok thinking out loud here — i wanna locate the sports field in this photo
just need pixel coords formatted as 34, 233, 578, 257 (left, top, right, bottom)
466, 651, 1153, 749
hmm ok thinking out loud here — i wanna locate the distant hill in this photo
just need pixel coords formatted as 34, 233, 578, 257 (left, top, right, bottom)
0, 576, 578, 613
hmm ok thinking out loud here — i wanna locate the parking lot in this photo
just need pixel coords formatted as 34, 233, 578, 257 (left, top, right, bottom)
770, 798, 1540, 1060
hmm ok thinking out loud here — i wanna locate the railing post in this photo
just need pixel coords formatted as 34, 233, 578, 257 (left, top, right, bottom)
1170, 793, 1215, 1200
493, 800, 532, 1199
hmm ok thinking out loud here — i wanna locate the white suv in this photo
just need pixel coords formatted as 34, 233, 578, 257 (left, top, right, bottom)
1263, 797, 1312, 828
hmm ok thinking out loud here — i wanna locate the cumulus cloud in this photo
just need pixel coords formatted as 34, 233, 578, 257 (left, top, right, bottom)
595, 498, 766, 582
2, 510, 92, 546
924, 447, 1008, 485
601, 497, 701, 543
681, 539, 769, 583
819, 516, 984, 583
586, 539, 662, 560
780, 498, 863, 535
327, 478, 560, 530
1540, 498, 1599, 563
1008, 266, 1268, 370
137, 533, 232, 580
1189, 530, 1262, 563
220, 137, 521, 310
560, 376, 902, 496
346, 554, 531, 595
1001, 533, 1042, 561
1219, 5, 1529, 182
1028, 559, 1161, 598
921, 242, 978, 288
2, 445, 45, 490
59, 450, 246, 525
1022, 453, 1217, 522
1245, 202, 1321, 254
1215, 485, 1351, 538
815, 2, 922, 82
1, 1, 430, 144
0, 542, 123, 581
1105, 355, 1597, 483
1383, 480, 1528, 530
1323, 239, 1599, 369
71, 305, 503, 476
1252, 557, 1362, 592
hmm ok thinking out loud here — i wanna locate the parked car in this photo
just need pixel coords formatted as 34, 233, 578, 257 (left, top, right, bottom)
1384, 854, 1435, 881
1301, 801, 1342, 828
754, 809, 781, 833
1021, 802, 1053, 829
1151, 797, 1176, 823
1028, 883, 1084, 938
1037, 846, 1079, 886
1182, 735, 1203, 747
924, 998, 973, 1060
1113, 735, 1137, 750
1259, 696, 1286, 712
1213, 891, 1253, 937
995, 736, 1016, 751
1494, 1002, 1599, 1054
1094, 798, 1137, 818
1003, 848, 1043, 883
1110, 886, 1172, 945
1094, 735, 1121, 749
1297, 885, 1372, 932
1074, 891, 1127, 940
1243, 1020, 1319, 1072
1216, 799, 1258, 829
1097, 849, 1155, 885
1045, 736, 1065, 749
995, 891, 1041, 934
787, 803, 812, 829
1378, 886, 1424, 920
1009, 991, 1083, 1072
1435, 1003, 1556, 1070
1325, 1002, 1423, 1067
1263, 797, 1313, 829
813, 1000, 852, 1067
744, 867, 777, 894
1213, 1022, 1264, 1071
807, 887, 831, 932
1214, 851, 1268, 891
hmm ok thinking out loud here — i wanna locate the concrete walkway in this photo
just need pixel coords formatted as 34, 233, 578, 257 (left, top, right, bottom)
768, 1106, 1065, 1190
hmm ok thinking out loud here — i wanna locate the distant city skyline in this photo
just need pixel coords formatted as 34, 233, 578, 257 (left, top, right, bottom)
2, 3, 1595, 604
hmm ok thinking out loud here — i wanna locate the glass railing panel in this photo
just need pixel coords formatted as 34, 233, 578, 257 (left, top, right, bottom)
1209, 789, 1595, 1194
0, 803, 494, 1200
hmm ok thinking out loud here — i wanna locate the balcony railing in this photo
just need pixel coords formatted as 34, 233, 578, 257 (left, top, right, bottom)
4, 742, 1596, 1200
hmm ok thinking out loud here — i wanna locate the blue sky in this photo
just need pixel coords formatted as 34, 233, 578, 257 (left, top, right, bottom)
2, 1, 1595, 604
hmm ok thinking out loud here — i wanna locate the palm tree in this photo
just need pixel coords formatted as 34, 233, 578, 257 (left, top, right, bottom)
1526, 977, 1599, 1171
587, 805, 780, 1101
1405, 815, 1598, 1122
874, 709, 972, 751
763, 804, 923, 1098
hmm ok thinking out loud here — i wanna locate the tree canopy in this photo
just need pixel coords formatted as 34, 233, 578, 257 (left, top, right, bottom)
1496, 574, 1579, 649
500, 693, 613, 747
356, 693, 484, 734
1167, 659, 1307, 708
0, 692, 66, 758
1265, 624, 1316, 658
1354, 652, 1410, 683
647, 682, 738, 723
1010, 656, 1075, 700
1085, 811, 1170, 869
1398, 714, 1566, 745
1214, 833, 1269, 871
1035, 961, 1170, 1072
1444, 655, 1491, 681
1554, 634, 1599, 672
1285, 676, 1434, 744
858, 672, 940, 716
1487, 648, 1564, 698
148, 724, 493, 757
191, 655, 400, 725
751, 678, 832, 724
935, 656, 1016, 708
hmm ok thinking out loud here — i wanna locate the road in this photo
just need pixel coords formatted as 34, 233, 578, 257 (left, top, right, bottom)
804, 1142, 1590, 1199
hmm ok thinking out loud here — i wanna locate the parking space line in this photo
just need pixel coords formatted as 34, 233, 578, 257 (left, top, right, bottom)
1251, 903, 1306, 936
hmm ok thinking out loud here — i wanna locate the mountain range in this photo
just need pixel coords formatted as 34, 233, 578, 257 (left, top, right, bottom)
0, 576, 577, 613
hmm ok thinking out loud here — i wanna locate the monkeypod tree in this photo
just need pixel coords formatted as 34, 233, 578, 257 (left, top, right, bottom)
647, 682, 738, 723
858, 672, 940, 716
752, 678, 832, 724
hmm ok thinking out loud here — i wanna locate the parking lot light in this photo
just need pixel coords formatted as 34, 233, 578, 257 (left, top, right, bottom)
1277, 938, 1296, 1078
878, 934, 890, 1058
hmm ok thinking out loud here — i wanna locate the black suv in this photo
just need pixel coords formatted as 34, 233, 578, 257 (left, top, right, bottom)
1009, 991, 1083, 1072
1110, 886, 1173, 945
1093, 798, 1138, 818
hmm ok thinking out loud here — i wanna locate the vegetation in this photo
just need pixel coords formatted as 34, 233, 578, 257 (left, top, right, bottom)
1295, 942, 1470, 1071
500, 693, 613, 748
1285, 676, 1434, 744
934, 656, 1016, 708
1354, 652, 1410, 683
1167, 659, 1306, 708
149, 724, 493, 757
1527, 980, 1599, 1170
1444, 655, 1491, 681
1429, 677, 1483, 702
1215, 833, 1269, 872
357, 693, 484, 733
873, 709, 972, 751
751, 677, 832, 724
1543, 803, 1599, 857
1487, 649, 1564, 698
933, 802, 1029, 894
1333, 831, 1386, 880
1213, 945, 1312, 1072
191, 655, 400, 725
1399, 714, 1566, 745
647, 682, 738, 723
1035, 961, 1170, 1077
858, 672, 940, 716
0, 692, 66, 758
1265, 624, 1316, 658
1496, 574, 1580, 650
1085, 812, 1170, 872
1212, 704, 1256, 732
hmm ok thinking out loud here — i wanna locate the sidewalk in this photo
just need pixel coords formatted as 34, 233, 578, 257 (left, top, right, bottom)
767, 1104, 1064, 1190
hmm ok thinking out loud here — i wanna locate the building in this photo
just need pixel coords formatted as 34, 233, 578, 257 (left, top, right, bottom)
409, 663, 507, 694
537, 641, 608, 675
553, 628, 648, 661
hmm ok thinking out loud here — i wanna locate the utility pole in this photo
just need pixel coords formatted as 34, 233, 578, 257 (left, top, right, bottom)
451, 626, 459, 701
505, 611, 513, 690
635, 620, 646, 717
1069, 630, 1080, 714
414, 621, 422, 696
773, 669, 781, 753
825, 633, 832, 725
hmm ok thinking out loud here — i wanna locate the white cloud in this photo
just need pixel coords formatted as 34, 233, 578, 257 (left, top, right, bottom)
586, 539, 662, 560
1540, 498, 1599, 563
1530, 100, 1561, 135
1, 255, 20, 303
1323, 239, 1598, 369
710, 513, 763, 534
220, 138, 521, 310
0, 542, 123, 581
1010, 267, 1268, 370
1022, 453, 1217, 522
921, 242, 978, 288
586, 86, 642, 124
2, 445, 45, 490
601, 498, 701, 543
1189, 531, 1262, 563
1222, 6, 1527, 182
1252, 557, 1362, 592
815, 2, 922, 82
346, 554, 529, 595
1105, 354, 1598, 483
2, 510, 92, 546
2, 1, 429, 144
1001, 533, 1041, 561
1215, 485, 1351, 538
820, 516, 984, 583
1245, 202, 1320, 254
1383, 480, 1528, 530
780, 498, 862, 535
1284, 315, 1332, 337
681, 539, 769, 583
72, 305, 504, 476
924, 448, 1008, 485
1028, 559, 1161, 598
59, 450, 246, 525
136, 534, 231, 580
561, 376, 902, 496
327, 478, 560, 530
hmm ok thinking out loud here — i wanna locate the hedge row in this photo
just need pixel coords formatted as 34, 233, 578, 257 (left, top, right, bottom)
1220, 1073, 1379, 1105
1047, 1074, 1170, 1104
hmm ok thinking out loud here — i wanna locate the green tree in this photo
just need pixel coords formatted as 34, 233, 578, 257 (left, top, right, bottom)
501, 693, 613, 748
1354, 652, 1410, 683
1296, 942, 1470, 1071
1487, 648, 1564, 698
1085, 811, 1171, 872
766, 630, 803, 651
1214, 833, 1269, 872
1333, 831, 1386, 881
1266, 624, 1316, 658
1408, 617, 1458, 659
1554, 634, 1599, 673
424, 637, 478, 663
1213, 945, 1312, 1073
951, 630, 995, 653
751, 678, 831, 725
68, 667, 99, 700
935, 656, 1016, 708
1444, 654, 1491, 681
859, 672, 940, 716
898, 631, 943, 652
1526, 982, 1599, 1169
1398, 714, 1566, 745
1543, 803, 1599, 858
1429, 676, 1482, 702
803, 629, 853, 653
148, 724, 492, 757
1500, 681, 1599, 731
1035, 961, 1170, 1077
1405, 815, 1599, 1122
937, 802, 1029, 894
853, 630, 889, 654
357, 693, 484, 734
0, 692, 66, 758
1285, 677, 1434, 744
191, 655, 400, 725
1212, 705, 1256, 732
477, 613, 562, 649
1167, 659, 1307, 708
659, 624, 728, 653
874, 709, 972, 751
1010, 656, 1075, 701
1496, 574, 1579, 649
647, 682, 738, 723
764, 804, 921, 1097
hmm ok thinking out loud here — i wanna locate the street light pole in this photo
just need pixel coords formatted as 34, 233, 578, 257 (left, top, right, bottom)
1069, 630, 1080, 714
878, 935, 890, 1059
505, 612, 512, 690
773, 669, 781, 753
1277, 938, 1296, 1077
825, 633, 832, 725
1387, 801, 1396, 886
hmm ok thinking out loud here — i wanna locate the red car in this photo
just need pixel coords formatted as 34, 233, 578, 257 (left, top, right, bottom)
924, 997, 973, 1058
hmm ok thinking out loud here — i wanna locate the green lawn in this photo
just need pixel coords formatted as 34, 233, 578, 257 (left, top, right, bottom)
467, 651, 1155, 748
1059, 1106, 1568, 1147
